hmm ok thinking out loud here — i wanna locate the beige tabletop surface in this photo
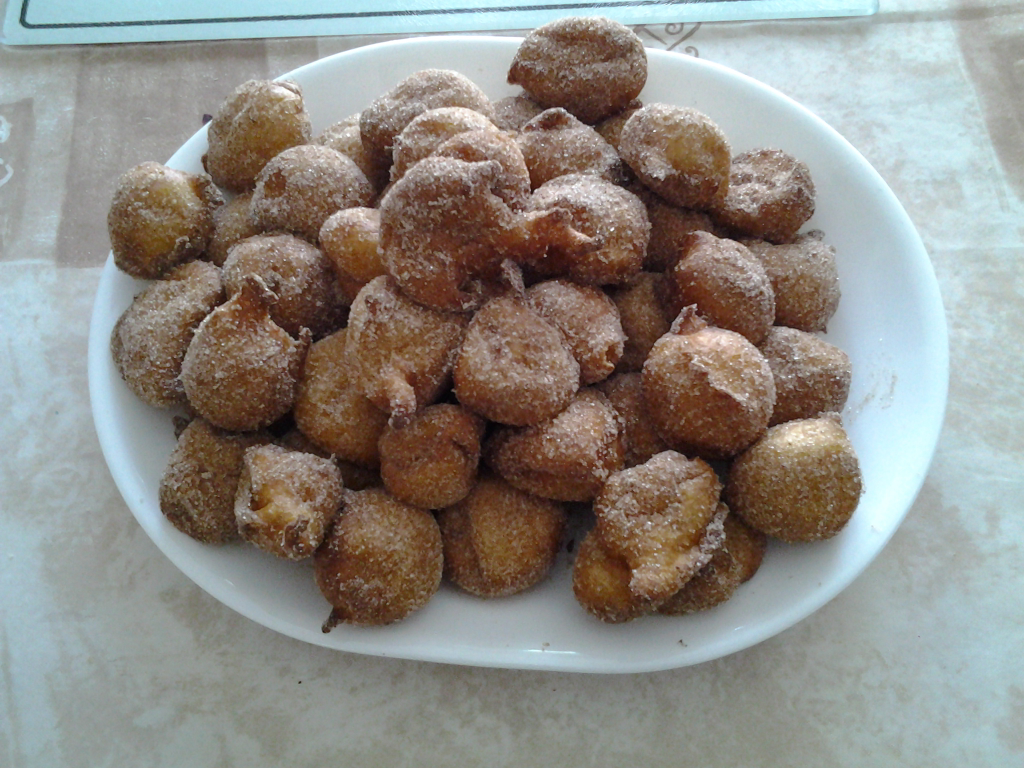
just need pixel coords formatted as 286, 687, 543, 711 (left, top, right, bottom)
2, 0, 1023, 765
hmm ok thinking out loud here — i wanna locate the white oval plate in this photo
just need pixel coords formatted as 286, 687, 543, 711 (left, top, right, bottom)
89, 36, 948, 673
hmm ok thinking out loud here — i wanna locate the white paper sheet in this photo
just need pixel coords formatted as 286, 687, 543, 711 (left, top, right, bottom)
2, 0, 877, 46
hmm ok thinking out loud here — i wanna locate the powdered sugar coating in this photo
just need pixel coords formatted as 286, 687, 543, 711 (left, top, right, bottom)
507, 16, 647, 124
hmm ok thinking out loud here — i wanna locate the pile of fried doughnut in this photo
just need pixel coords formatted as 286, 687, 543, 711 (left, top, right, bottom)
107, 16, 862, 630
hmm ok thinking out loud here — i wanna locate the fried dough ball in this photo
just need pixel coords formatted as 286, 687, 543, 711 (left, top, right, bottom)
317, 113, 390, 193
507, 16, 647, 125
293, 328, 389, 468
492, 93, 546, 132
744, 231, 841, 332
608, 271, 672, 373
315, 488, 443, 628
108, 162, 223, 279
250, 144, 374, 242
390, 106, 498, 182
594, 451, 724, 603
596, 372, 669, 468
379, 156, 594, 313
643, 193, 716, 272
318, 207, 384, 304
658, 507, 767, 615
359, 68, 495, 166
234, 444, 344, 560
432, 129, 532, 210
378, 404, 485, 509
726, 414, 862, 542
206, 192, 259, 267
516, 109, 625, 189
760, 326, 852, 425
664, 231, 776, 345
111, 260, 223, 408
203, 79, 312, 193
222, 233, 345, 339
346, 276, 469, 424
712, 148, 815, 244
180, 276, 310, 431
525, 173, 649, 286
571, 530, 651, 623
619, 103, 731, 210
642, 309, 776, 459
486, 388, 623, 502
525, 279, 625, 385
454, 294, 580, 426
438, 476, 566, 597
158, 418, 270, 544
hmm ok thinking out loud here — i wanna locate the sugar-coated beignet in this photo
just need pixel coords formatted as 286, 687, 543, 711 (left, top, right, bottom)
486, 388, 623, 502
594, 99, 643, 152
346, 276, 469, 424
318, 207, 384, 304
439, 476, 566, 597
317, 112, 391, 193
222, 233, 345, 339
744, 231, 841, 332
526, 173, 649, 286
594, 451, 724, 603
180, 276, 310, 431
516, 109, 625, 189
572, 530, 652, 623
293, 328, 389, 468
664, 231, 776, 346
658, 507, 767, 615
432, 129, 532, 210
640, 188, 716, 272
108, 162, 223, 279
507, 16, 647, 124
642, 309, 776, 459
619, 103, 731, 210
525, 279, 625, 385
315, 488, 443, 628
203, 79, 311, 193
726, 414, 862, 542
455, 294, 580, 426
111, 260, 223, 408
492, 93, 546, 132
378, 404, 485, 509
759, 326, 852, 425
234, 444, 344, 560
206, 191, 259, 267
712, 148, 815, 244
251, 144, 374, 242
159, 418, 270, 544
390, 106, 498, 182
359, 68, 495, 166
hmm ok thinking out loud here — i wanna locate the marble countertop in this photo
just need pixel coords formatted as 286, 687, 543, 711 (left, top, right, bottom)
2, 0, 1022, 765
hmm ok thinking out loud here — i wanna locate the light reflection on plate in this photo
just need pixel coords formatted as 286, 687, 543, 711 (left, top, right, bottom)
88, 36, 947, 673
